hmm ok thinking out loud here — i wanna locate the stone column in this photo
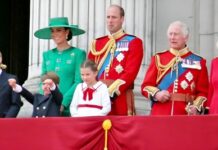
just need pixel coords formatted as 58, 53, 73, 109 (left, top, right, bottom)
199, 0, 215, 69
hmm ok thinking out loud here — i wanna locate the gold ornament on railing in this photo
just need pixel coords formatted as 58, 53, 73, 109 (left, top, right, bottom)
102, 119, 112, 150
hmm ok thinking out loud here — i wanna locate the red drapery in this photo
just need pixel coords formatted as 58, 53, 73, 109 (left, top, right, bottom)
1, 115, 218, 150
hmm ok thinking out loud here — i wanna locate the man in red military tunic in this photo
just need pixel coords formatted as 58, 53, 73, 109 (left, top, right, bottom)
141, 21, 209, 115
88, 5, 143, 115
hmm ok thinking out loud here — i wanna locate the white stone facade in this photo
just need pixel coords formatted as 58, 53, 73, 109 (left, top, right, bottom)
18, 0, 218, 117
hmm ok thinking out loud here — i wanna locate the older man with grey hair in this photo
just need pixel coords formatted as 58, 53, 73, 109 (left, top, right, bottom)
141, 21, 209, 116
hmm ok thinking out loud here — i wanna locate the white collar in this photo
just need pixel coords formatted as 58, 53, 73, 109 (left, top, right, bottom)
83, 81, 103, 89
0, 69, 2, 75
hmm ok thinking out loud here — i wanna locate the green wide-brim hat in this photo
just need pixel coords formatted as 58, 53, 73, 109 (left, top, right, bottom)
34, 17, 85, 39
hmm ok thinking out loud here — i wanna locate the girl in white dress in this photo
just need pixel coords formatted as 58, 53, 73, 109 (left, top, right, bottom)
70, 60, 111, 117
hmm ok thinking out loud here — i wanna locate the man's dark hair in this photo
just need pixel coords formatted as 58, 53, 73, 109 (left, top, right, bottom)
64, 27, 73, 41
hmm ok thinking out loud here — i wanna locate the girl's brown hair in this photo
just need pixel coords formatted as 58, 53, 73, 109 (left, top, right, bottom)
81, 59, 98, 72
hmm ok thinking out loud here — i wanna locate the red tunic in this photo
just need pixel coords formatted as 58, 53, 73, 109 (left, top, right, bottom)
88, 34, 143, 115
141, 49, 209, 115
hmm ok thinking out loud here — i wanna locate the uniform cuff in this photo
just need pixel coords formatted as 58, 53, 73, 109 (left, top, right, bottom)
193, 96, 207, 112
108, 79, 125, 97
143, 86, 160, 97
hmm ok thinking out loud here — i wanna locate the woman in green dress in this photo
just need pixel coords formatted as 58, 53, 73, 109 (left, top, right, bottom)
34, 17, 86, 116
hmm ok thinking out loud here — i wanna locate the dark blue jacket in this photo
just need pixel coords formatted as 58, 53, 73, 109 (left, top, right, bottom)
20, 86, 62, 117
0, 71, 23, 117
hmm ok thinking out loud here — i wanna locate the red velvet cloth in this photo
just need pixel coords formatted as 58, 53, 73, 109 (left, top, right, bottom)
1, 116, 218, 150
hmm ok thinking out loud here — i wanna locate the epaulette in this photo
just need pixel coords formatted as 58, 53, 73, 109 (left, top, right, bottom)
155, 49, 169, 55
190, 50, 204, 59
125, 34, 136, 38
90, 36, 108, 44
95, 35, 108, 40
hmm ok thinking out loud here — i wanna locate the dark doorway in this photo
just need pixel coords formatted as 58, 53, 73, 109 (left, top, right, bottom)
0, 0, 30, 84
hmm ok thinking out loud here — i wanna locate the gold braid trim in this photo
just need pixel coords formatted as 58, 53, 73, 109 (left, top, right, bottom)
143, 86, 160, 97
155, 47, 189, 83
169, 47, 189, 56
90, 29, 125, 56
90, 29, 125, 74
155, 55, 177, 83
90, 39, 115, 56
155, 47, 190, 83
108, 79, 126, 97
97, 43, 115, 71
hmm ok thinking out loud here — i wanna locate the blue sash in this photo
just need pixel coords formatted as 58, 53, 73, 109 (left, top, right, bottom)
97, 35, 135, 78
157, 53, 202, 90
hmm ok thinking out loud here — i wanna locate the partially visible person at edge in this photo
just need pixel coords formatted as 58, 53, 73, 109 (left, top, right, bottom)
34, 17, 86, 116
70, 60, 111, 117
8, 72, 62, 117
208, 41, 218, 114
88, 5, 143, 116
0, 51, 23, 118
141, 21, 209, 115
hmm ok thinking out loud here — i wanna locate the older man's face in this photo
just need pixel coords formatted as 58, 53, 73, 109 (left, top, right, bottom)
167, 25, 188, 50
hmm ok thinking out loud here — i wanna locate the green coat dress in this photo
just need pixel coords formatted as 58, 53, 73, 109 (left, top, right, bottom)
41, 47, 86, 116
